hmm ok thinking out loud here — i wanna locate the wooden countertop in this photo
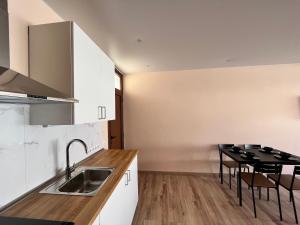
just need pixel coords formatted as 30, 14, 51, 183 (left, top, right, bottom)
0, 149, 138, 225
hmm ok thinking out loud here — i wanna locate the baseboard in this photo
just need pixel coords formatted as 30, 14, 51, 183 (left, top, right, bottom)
138, 170, 219, 176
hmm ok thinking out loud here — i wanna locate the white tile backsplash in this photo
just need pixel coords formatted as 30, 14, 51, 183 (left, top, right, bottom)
24, 124, 67, 190
0, 104, 105, 207
0, 105, 26, 207
0, 105, 25, 147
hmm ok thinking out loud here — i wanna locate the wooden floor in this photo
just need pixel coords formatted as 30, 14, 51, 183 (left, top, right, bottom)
132, 172, 300, 225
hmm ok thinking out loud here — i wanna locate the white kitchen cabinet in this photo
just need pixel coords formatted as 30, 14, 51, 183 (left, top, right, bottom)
125, 156, 139, 225
99, 173, 127, 225
97, 51, 115, 121
28, 21, 115, 125
100, 156, 138, 225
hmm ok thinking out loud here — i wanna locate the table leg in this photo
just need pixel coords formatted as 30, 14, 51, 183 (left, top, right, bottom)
220, 151, 223, 184
239, 163, 242, 206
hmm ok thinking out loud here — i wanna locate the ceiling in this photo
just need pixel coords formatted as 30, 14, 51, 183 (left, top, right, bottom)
44, 0, 300, 74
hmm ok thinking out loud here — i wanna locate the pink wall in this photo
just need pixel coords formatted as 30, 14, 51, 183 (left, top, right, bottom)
124, 64, 300, 173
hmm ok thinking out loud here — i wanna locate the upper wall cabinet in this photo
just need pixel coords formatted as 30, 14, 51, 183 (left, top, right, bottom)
29, 22, 115, 125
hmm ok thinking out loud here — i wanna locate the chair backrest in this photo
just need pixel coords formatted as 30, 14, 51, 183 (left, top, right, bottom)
291, 166, 300, 189
218, 144, 234, 151
244, 144, 261, 150
218, 144, 234, 156
294, 166, 300, 175
252, 164, 282, 186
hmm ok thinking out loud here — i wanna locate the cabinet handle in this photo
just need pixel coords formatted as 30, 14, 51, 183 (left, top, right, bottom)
98, 106, 102, 120
127, 170, 131, 182
98, 106, 106, 120
125, 172, 129, 186
102, 106, 106, 119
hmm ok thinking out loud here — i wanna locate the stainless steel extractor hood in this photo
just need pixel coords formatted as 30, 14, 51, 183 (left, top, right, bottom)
0, 3, 77, 104
0, 66, 78, 104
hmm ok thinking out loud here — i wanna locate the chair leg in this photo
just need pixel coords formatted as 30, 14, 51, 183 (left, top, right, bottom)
267, 188, 269, 201
229, 168, 232, 189
276, 187, 283, 221
237, 172, 239, 198
233, 168, 236, 177
251, 186, 257, 218
291, 191, 298, 224
259, 187, 261, 200
290, 192, 292, 202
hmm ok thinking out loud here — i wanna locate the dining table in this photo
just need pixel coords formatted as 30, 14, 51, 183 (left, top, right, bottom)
220, 147, 300, 206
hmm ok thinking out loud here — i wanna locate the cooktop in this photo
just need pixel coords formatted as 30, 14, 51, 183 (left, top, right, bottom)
0, 216, 74, 225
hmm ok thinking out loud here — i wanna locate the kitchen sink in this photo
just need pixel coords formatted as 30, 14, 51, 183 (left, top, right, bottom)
40, 167, 114, 196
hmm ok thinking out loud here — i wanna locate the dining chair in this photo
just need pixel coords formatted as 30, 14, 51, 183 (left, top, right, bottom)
268, 166, 300, 224
218, 144, 249, 189
240, 163, 283, 220
243, 144, 263, 197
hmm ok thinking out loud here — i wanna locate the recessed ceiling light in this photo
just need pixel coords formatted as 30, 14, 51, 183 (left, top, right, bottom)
225, 58, 235, 63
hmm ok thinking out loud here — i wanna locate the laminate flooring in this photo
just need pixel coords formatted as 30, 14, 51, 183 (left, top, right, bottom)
132, 172, 300, 225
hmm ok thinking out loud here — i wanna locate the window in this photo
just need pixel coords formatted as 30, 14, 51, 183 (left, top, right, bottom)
115, 73, 121, 90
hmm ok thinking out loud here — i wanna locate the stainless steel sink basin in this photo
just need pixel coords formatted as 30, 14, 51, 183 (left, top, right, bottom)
40, 167, 114, 196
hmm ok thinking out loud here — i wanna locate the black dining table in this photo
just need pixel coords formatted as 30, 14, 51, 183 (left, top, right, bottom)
220, 147, 300, 206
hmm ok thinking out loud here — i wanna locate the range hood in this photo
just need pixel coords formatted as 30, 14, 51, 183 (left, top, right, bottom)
0, 66, 78, 104
0, 4, 78, 104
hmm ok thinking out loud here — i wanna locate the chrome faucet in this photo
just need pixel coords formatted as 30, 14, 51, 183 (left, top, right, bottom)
66, 139, 88, 179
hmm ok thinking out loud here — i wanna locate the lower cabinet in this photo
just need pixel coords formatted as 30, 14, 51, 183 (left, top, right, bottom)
91, 156, 138, 225
124, 156, 138, 225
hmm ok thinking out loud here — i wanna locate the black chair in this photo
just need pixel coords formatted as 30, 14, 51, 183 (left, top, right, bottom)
268, 166, 300, 224
243, 144, 263, 196
240, 164, 282, 220
218, 144, 249, 189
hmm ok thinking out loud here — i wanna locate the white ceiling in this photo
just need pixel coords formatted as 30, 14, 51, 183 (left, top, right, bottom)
44, 0, 300, 74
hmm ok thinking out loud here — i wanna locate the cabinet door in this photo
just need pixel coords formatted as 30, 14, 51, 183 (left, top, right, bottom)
73, 23, 101, 124
29, 22, 74, 125
73, 23, 115, 123
125, 156, 139, 224
99, 174, 127, 225
97, 50, 115, 121
99, 157, 138, 225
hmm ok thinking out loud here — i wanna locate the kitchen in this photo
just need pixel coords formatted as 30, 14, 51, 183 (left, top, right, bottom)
0, 0, 137, 224
2, 0, 300, 225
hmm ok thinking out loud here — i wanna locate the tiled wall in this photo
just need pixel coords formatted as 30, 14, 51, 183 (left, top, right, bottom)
0, 104, 105, 207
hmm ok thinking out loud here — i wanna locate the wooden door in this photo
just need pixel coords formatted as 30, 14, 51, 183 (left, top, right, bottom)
108, 69, 124, 149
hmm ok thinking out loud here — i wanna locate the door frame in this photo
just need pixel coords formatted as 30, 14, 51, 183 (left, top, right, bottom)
108, 67, 124, 149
